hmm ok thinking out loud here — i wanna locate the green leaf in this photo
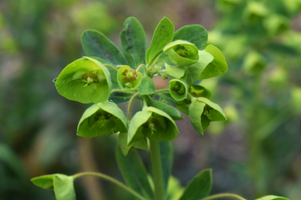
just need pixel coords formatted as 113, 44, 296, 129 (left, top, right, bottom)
77, 101, 127, 138
159, 141, 173, 194
139, 76, 156, 95
158, 93, 176, 106
168, 79, 188, 101
179, 169, 212, 200
146, 17, 175, 65
55, 57, 112, 104
117, 65, 142, 90
147, 96, 183, 120
109, 92, 133, 104
31, 174, 57, 190
81, 30, 127, 65
186, 50, 214, 85
116, 147, 154, 200
197, 97, 227, 121
119, 132, 148, 156
175, 98, 191, 115
165, 64, 186, 79
163, 40, 199, 66
173, 24, 208, 50
255, 195, 289, 200
120, 17, 147, 69
199, 45, 228, 79
189, 85, 211, 99
53, 174, 76, 200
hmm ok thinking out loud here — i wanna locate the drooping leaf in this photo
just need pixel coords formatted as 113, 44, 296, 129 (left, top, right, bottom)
255, 195, 289, 200
199, 45, 228, 79
147, 96, 183, 120
179, 169, 212, 200
120, 17, 147, 68
139, 76, 156, 95
168, 79, 188, 101
53, 174, 76, 200
163, 40, 199, 66
186, 50, 214, 85
55, 57, 112, 104
117, 65, 142, 90
173, 24, 208, 50
116, 147, 154, 200
146, 17, 175, 65
159, 141, 173, 194
81, 30, 127, 65
77, 101, 127, 138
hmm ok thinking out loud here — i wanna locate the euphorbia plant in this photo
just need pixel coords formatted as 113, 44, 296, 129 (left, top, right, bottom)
31, 17, 288, 200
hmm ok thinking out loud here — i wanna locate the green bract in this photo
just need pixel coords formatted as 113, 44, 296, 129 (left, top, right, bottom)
55, 57, 112, 104
77, 101, 127, 138
189, 97, 227, 135
169, 79, 188, 101
163, 40, 199, 66
128, 107, 179, 145
117, 65, 142, 90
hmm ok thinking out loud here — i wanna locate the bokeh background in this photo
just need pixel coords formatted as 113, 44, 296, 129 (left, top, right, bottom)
1, 0, 301, 199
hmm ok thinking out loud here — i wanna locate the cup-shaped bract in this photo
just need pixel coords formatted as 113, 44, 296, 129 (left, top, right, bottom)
190, 85, 211, 99
189, 97, 227, 135
128, 107, 179, 145
117, 65, 142, 90
169, 79, 188, 101
77, 101, 127, 138
163, 40, 199, 66
55, 57, 112, 104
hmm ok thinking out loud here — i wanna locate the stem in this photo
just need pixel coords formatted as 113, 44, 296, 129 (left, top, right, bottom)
142, 96, 148, 108
103, 63, 118, 71
72, 172, 147, 200
147, 52, 163, 71
127, 92, 139, 120
200, 193, 247, 200
136, 64, 146, 73
111, 89, 136, 94
155, 88, 169, 94
149, 140, 164, 200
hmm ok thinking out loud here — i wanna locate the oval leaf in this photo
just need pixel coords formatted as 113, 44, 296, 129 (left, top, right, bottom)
81, 30, 127, 65
179, 169, 212, 200
139, 76, 156, 95
116, 147, 154, 200
146, 17, 175, 65
173, 24, 208, 50
200, 45, 228, 79
53, 174, 76, 200
120, 17, 147, 68
55, 57, 112, 104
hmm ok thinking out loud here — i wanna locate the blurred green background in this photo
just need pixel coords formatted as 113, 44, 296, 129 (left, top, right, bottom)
1, 0, 301, 199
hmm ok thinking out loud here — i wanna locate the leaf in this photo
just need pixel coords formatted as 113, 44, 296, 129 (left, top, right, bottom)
145, 17, 175, 65
77, 101, 127, 138
255, 195, 289, 200
116, 147, 154, 200
120, 17, 147, 69
189, 85, 211, 99
147, 96, 183, 120
188, 98, 207, 134
55, 57, 112, 104
159, 141, 173, 194
197, 97, 227, 121
109, 92, 133, 104
165, 64, 186, 79
163, 40, 199, 66
186, 50, 214, 85
31, 174, 57, 190
119, 132, 148, 156
139, 76, 156, 95
168, 79, 188, 101
199, 45, 228, 79
173, 24, 208, 50
179, 169, 212, 200
81, 30, 127, 65
53, 174, 76, 200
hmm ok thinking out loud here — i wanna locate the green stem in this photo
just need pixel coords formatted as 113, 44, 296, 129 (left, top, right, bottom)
72, 172, 147, 200
111, 89, 136, 94
103, 63, 118, 71
155, 88, 169, 94
142, 96, 148, 108
200, 193, 247, 200
136, 64, 146, 72
127, 92, 139, 121
148, 53, 162, 69
149, 140, 165, 200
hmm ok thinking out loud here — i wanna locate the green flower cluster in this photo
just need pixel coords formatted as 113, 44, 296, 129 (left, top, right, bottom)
54, 17, 228, 155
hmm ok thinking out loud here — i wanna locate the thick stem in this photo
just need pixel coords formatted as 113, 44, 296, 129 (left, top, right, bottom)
72, 172, 147, 200
200, 193, 247, 200
149, 140, 165, 200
